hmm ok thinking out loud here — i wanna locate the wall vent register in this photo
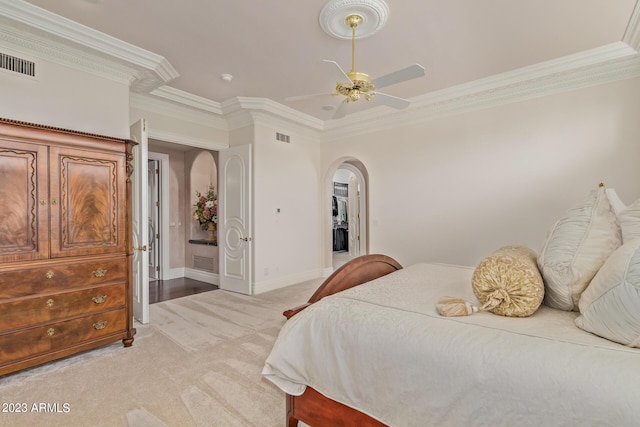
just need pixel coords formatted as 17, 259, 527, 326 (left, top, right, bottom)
0, 52, 35, 77
276, 132, 291, 143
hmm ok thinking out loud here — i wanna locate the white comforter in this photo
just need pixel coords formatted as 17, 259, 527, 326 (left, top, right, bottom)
263, 263, 640, 426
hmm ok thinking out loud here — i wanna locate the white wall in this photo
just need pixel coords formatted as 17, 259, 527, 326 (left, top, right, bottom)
321, 77, 640, 268
166, 149, 187, 270
0, 47, 130, 137
251, 121, 323, 292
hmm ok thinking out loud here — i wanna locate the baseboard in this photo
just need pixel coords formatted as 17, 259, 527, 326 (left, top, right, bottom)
165, 267, 185, 280
166, 267, 327, 290
253, 269, 324, 294
185, 268, 219, 285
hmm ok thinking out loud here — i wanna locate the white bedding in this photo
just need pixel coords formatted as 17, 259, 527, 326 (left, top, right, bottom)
262, 263, 640, 426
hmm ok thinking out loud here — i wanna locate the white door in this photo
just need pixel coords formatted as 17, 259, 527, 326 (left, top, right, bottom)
148, 159, 160, 280
130, 119, 149, 324
348, 175, 360, 258
218, 144, 252, 294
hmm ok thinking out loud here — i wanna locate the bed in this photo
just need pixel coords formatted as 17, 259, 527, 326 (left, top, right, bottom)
262, 254, 640, 427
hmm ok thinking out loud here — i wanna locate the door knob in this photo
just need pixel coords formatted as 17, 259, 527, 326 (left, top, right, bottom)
136, 245, 147, 251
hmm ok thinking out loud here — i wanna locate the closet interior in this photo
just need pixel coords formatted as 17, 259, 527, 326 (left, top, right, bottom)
332, 182, 349, 252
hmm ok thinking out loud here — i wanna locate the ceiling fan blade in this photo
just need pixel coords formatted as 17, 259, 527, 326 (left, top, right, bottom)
323, 59, 353, 83
332, 100, 349, 119
285, 93, 333, 102
372, 92, 411, 110
371, 64, 425, 90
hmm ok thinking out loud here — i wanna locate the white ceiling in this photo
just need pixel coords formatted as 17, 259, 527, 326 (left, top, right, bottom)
12, 0, 640, 121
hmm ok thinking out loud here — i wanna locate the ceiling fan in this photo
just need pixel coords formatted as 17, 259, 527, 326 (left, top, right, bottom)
286, 14, 425, 119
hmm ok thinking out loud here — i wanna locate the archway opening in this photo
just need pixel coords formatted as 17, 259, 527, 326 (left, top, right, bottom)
325, 158, 369, 271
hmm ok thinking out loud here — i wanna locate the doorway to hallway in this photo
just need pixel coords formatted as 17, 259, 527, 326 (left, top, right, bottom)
149, 277, 217, 304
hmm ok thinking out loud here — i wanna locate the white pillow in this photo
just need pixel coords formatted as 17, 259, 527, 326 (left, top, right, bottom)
605, 188, 640, 243
537, 186, 621, 311
618, 198, 640, 242
576, 239, 640, 347
605, 188, 627, 215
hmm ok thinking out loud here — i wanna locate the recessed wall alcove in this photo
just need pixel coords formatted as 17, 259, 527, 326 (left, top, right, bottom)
186, 149, 219, 278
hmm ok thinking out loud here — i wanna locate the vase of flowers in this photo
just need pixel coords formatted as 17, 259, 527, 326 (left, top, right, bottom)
193, 188, 217, 242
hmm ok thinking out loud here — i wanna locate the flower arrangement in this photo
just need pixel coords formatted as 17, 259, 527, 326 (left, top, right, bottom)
193, 188, 217, 230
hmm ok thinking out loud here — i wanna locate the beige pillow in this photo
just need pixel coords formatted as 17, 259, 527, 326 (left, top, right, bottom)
472, 246, 544, 317
538, 186, 621, 311
576, 239, 640, 347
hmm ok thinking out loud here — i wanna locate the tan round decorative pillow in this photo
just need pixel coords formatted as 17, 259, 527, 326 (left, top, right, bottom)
471, 246, 545, 317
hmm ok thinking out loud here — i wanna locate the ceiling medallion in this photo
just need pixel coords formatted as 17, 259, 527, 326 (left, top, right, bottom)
319, 0, 389, 40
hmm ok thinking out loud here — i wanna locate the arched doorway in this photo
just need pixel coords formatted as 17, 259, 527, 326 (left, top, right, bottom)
325, 158, 369, 270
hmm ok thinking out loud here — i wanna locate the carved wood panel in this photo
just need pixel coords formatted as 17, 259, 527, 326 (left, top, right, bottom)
0, 141, 49, 262
50, 147, 126, 258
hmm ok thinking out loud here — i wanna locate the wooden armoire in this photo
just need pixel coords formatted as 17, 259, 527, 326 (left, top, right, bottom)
0, 118, 136, 376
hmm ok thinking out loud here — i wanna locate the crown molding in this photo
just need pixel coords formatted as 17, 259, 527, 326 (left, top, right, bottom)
159, 39, 640, 141
148, 128, 228, 151
624, 0, 640, 50
0, 24, 133, 85
321, 42, 640, 140
130, 93, 228, 131
150, 86, 224, 115
0, 0, 178, 92
221, 97, 325, 131
248, 111, 323, 143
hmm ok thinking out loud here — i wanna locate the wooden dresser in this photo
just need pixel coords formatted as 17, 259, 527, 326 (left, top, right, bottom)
0, 118, 136, 376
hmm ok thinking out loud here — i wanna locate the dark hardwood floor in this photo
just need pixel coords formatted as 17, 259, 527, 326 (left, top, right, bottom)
149, 277, 218, 304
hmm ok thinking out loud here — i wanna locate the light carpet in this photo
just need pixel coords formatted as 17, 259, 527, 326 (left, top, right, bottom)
0, 278, 322, 427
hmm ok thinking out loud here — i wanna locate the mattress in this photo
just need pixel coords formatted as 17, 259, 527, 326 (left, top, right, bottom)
262, 263, 640, 426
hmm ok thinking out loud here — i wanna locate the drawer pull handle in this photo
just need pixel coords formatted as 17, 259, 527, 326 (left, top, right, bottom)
40, 199, 47, 205
92, 294, 107, 304
45, 271, 55, 279
51, 199, 58, 205
93, 320, 108, 330
46, 298, 54, 307
47, 328, 55, 337
92, 268, 107, 278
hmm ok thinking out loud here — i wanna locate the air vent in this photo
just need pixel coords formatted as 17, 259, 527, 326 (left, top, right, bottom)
0, 52, 35, 77
276, 132, 290, 143
193, 255, 214, 272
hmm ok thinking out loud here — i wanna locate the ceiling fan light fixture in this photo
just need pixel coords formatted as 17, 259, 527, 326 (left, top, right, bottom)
347, 89, 360, 102
285, 0, 423, 119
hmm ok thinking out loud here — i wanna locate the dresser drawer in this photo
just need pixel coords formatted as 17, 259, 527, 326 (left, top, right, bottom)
0, 257, 126, 298
0, 284, 125, 330
0, 308, 126, 365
